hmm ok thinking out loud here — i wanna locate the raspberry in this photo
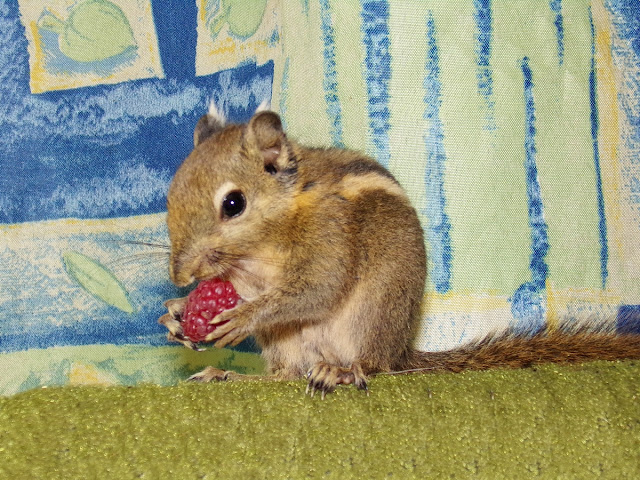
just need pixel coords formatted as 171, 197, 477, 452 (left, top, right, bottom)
181, 278, 241, 343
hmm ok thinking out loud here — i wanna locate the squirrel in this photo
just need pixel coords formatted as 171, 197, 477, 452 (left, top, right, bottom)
158, 104, 640, 397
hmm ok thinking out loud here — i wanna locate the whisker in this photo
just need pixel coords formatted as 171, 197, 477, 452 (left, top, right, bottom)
231, 266, 276, 290
219, 251, 288, 267
117, 240, 171, 250
209, 241, 289, 265
212, 250, 273, 287
106, 252, 169, 268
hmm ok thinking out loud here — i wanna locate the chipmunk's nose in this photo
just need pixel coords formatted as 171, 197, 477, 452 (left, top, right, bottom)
169, 254, 196, 287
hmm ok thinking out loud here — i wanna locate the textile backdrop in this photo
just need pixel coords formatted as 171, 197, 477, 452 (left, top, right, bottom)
1, 0, 639, 395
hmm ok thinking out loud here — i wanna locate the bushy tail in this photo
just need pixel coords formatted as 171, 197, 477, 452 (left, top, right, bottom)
402, 328, 640, 374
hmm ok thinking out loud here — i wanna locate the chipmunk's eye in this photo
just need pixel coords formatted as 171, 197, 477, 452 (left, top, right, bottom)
221, 191, 246, 218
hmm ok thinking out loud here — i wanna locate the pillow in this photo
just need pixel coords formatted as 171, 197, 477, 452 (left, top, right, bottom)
1, 0, 638, 396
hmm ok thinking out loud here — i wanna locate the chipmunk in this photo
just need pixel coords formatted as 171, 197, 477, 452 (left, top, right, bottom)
158, 104, 640, 397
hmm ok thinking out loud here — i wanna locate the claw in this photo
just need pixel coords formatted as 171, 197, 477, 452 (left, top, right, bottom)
164, 297, 187, 318
159, 310, 205, 350
305, 362, 368, 398
208, 308, 234, 326
158, 297, 197, 350
166, 332, 203, 351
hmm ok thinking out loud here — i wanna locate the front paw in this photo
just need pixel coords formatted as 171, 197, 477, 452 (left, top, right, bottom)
204, 304, 252, 348
158, 297, 201, 350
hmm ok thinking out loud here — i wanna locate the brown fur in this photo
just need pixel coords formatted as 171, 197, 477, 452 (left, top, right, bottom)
159, 108, 640, 396
405, 328, 640, 374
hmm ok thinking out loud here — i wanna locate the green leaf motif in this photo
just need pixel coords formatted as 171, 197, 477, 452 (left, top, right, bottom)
207, 0, 268, 40
38, 0, 137, 63
63, 250, 135, 313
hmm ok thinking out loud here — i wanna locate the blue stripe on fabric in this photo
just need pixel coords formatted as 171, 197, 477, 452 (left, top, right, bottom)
550, 0, 565, 65
424, 13, 453, 294
605, 0, 640, 231
361, 0, 391, 167
474, 0, 495, 130
605, 0, 640, 59
617, 305, 640, 334
511, 57, 549, 332
589, 8, 609, 288
319, 0, 344, 147
301, 0, 310, 16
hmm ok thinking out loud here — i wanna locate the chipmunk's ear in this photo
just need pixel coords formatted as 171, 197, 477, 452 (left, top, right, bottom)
245, 110, 296, 176
194, 102, 226, 147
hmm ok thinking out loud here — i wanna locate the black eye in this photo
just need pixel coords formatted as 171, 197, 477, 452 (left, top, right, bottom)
264, 163, 277, 175
221, 191, 246, 218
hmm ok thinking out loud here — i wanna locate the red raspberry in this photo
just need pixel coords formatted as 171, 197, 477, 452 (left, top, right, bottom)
181, 278, 241, 343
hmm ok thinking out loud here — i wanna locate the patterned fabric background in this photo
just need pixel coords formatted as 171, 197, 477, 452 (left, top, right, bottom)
1, 0, 638, 396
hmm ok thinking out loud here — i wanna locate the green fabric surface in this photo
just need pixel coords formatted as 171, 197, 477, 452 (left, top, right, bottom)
2, 360, 639, 479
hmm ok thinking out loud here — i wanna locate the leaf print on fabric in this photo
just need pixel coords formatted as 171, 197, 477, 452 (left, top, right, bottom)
62, 250, 135, 313
38, 0, 137, 63
206, 0, 268, 40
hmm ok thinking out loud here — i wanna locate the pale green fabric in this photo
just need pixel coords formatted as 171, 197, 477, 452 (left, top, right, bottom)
272, 0, 640, 351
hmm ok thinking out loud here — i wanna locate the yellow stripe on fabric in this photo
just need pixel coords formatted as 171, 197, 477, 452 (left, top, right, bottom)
332, 1, 369, 155
546, 282, 621, 330
1, 213, 167, 241
592, 0, 631, 300
277, 1, 332, 147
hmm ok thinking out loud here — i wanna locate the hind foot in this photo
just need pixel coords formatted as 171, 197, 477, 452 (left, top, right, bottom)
306, 362, 368, 398
187, 367, 273, 384
187, 367, 233, 382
